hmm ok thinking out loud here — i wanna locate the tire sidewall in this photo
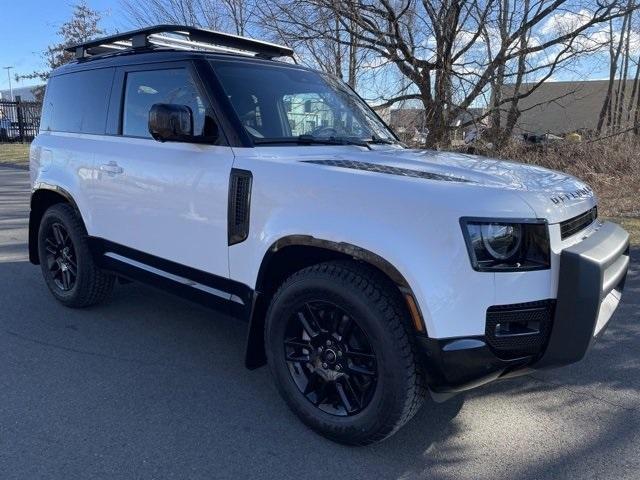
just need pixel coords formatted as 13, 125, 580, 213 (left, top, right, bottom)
266, 268, 410, 442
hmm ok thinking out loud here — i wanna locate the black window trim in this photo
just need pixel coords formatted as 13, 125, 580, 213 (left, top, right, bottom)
110, 60, 229, 146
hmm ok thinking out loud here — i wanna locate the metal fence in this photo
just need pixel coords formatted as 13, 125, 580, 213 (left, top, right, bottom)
0, 98, 42, 143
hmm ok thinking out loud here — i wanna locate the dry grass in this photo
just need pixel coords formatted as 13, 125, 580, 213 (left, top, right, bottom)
0, 143, 30, 166
490, 138, 640, 219
606, 216, 640, 246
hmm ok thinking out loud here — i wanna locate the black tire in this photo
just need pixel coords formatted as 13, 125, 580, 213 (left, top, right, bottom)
265, 261, 426, 445
38, 203, 115, 308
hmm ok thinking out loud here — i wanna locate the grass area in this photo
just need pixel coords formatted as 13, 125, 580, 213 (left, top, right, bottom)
606, 217, 640, 246
0, 143, 30, 166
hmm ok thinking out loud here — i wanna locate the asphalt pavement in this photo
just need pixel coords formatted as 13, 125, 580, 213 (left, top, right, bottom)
0, 164, 638, 479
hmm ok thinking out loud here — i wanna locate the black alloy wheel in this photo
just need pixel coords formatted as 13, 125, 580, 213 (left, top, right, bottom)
265, 261, 427, 445
43, 222, 78, 292
284, 300, 377, 416
38, 203, 115, 307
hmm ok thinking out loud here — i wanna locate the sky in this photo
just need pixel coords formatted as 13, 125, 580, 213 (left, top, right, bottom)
0, 0, 617, 96
0, 0, 126, 91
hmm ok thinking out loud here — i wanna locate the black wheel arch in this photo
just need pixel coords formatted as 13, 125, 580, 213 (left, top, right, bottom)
29, 184, 84, 265
245, 235, 426, 369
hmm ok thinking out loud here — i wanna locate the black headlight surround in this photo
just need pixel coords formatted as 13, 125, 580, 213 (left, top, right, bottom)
460, 217, 550, 272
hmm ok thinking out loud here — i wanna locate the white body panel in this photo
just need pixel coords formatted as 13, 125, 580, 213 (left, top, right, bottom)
88, 135, 234, 277
227, 145, 596, 338
32, 135, 599, 340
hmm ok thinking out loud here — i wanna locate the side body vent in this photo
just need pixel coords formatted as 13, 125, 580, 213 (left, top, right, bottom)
228, 169, 253, 245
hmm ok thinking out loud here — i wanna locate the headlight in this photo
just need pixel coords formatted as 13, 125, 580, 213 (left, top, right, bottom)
461, 219, 550, 271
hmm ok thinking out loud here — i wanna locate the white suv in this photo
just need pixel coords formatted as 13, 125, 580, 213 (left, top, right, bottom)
29, 26, 630, 445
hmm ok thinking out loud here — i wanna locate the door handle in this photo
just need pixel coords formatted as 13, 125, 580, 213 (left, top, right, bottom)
99, 162, 124, 175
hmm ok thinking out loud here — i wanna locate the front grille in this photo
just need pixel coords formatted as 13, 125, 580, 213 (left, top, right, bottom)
485, 300, 555, 359
560, 206, 598, 240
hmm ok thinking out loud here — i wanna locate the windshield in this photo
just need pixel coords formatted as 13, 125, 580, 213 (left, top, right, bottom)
211, 60, 397, 145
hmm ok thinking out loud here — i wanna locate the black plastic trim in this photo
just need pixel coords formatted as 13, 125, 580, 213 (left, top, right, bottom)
87, 237, 254, 319
559, 206, 598, 240
536, 221, 629, 368
228, 169, 253, 245
417, 336, 532, 393
244, 235, 426, 370
29, 184, 84, 265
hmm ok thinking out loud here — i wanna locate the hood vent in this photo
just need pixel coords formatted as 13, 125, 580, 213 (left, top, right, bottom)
302, 159, 470, 183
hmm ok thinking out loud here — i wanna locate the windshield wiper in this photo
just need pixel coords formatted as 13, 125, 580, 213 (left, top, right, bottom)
253, 135, 372, 149
366, 135, 397, 145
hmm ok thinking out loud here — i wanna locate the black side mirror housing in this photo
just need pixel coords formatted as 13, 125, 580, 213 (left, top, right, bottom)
148, 103, 194, 142
148, 103, 219, 144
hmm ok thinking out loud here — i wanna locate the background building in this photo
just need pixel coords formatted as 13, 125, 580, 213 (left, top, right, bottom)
500, 80, 636, 136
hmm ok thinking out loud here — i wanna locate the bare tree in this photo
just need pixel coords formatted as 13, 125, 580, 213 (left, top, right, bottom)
262, 0, 633, 148
258, 1, 367, 88
16, 1, 104, 85
597, 1, 634, 133
121, 0, 257, 37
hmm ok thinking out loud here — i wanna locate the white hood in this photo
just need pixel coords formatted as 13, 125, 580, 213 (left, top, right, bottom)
281, 146, 596, 224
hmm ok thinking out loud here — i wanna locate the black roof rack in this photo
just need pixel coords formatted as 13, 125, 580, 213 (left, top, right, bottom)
65, 24, 295, 60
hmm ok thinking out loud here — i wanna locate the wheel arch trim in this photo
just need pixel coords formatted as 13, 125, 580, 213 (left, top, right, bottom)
29, 183, 84, 265
245, 235, 427, 369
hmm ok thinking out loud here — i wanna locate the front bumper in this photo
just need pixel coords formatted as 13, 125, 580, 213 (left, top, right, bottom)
421, 221, 630, 394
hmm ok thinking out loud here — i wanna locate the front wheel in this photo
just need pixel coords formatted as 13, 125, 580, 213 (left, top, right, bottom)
37, 203, 115, 308
265, 261, 426, 445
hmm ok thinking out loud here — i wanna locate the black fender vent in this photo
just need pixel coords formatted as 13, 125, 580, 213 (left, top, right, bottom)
228, 169, 253, 245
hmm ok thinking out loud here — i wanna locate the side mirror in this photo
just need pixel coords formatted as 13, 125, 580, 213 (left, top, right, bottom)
148, 103, 194, 142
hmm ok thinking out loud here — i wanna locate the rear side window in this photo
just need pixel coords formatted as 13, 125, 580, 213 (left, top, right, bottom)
122, 68, 208, 138
41, 68, 114, 135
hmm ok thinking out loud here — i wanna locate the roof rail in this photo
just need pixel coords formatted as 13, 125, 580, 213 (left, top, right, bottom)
65, 24, 295, 60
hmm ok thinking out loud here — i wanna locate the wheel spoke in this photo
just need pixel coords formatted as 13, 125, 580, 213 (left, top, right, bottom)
335, 381, 354, 413
67, 263, 77, 277
284, 339, 312, 350
347, 363, 376, 377
297, 309, 319, 338
286, 351, 311, 363
285, 300, 378, 417
62, 270, 71, 290
52, 224, 65, 246
345, 350, 375, 361
45, 238, 58, 254
46, 256, 58, 271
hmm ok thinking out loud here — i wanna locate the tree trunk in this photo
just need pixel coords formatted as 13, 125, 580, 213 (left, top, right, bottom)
597, 9, 631, 134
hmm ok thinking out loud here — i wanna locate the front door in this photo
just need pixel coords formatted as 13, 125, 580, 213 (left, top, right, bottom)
88, 63, 233, 280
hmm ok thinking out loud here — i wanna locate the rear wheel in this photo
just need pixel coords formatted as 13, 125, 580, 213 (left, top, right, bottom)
38, 203, 115, 307
265, 261, 426, 445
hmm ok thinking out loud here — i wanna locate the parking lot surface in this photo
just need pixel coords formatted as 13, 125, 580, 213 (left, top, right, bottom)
0, 165, 638, 479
